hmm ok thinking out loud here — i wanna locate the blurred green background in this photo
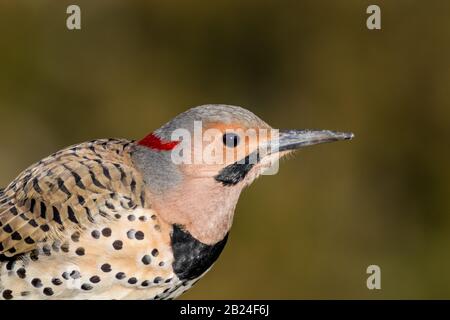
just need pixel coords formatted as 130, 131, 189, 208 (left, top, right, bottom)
1, 0, 450, 299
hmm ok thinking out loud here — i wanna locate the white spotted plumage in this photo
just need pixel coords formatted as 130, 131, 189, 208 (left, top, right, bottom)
0, 140, 199, 299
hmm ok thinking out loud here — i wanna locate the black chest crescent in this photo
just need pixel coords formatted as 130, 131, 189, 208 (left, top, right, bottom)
170, 225, 229, 281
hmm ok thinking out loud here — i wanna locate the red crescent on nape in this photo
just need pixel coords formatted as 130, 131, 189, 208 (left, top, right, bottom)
138, 133, 180, 151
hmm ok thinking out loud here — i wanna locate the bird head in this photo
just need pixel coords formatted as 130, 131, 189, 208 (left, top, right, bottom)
132, 105, 353, 244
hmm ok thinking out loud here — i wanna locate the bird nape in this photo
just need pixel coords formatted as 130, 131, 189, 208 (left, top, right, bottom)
0, 104, 353, 300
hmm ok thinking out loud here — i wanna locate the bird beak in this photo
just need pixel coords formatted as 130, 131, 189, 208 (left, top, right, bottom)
275, 129, 354, 152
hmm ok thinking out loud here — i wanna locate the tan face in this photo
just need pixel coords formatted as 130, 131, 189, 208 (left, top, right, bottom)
179, 121, 276, 179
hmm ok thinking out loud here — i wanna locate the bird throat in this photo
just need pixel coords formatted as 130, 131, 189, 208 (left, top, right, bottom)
148, 177, 241, 244
132, 145, 242, 244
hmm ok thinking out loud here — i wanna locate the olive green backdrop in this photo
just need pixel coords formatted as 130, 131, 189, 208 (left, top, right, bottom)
1, 0, 449, 299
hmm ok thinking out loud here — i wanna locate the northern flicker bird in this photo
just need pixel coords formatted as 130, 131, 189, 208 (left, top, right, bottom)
0, 104, 353, 300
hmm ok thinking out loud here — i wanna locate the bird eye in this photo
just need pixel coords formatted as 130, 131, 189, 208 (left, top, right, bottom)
222, 133, 240, 148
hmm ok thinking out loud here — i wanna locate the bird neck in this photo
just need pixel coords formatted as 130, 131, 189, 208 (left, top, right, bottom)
131, 145, 182, 193
149, 176, 241, 245
131, 145, 241, 245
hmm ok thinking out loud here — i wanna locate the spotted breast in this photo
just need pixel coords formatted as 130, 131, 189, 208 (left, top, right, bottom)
0, 139, 226, 300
